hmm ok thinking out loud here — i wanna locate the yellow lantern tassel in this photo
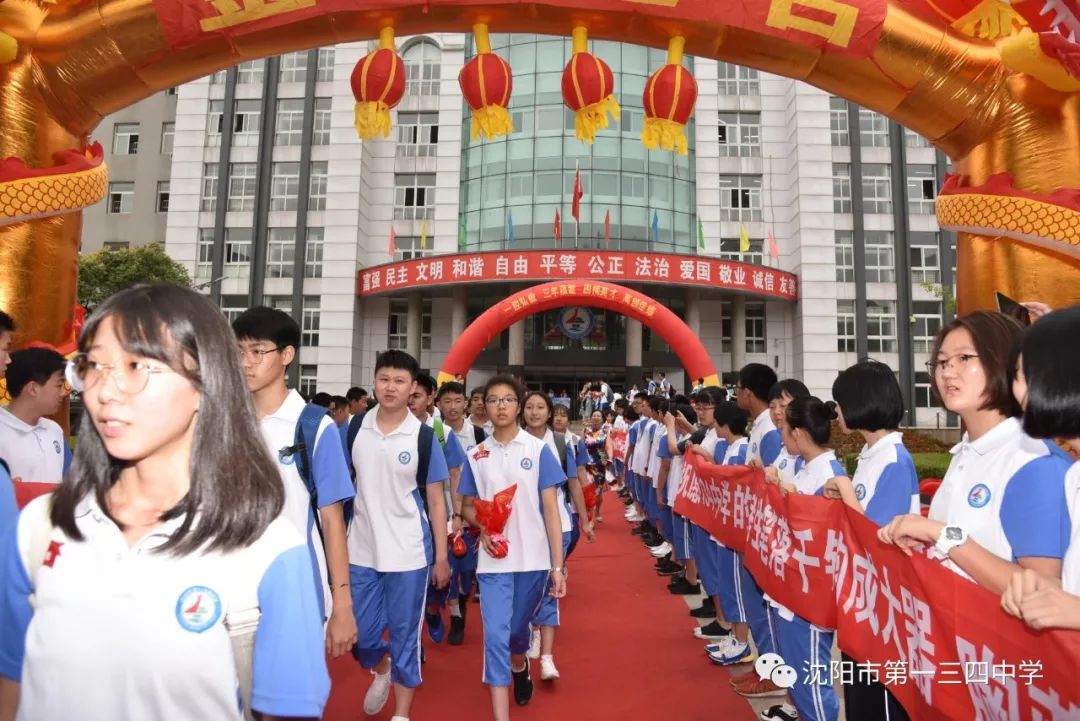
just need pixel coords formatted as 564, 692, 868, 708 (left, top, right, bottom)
955, 0, 1023, 39
641, 118, 688, 155
471, 104, 514, 141
355, 100, 393, 141
574, 95, 621, 144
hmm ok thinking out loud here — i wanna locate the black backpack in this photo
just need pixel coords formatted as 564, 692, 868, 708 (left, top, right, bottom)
347, 413, 435, 517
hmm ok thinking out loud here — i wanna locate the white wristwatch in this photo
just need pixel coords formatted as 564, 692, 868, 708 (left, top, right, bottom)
935, 525, 968, 557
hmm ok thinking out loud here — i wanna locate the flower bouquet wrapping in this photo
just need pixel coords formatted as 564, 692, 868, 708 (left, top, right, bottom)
449, 532, 468, 558
582, 483, 600, 521
473, 484, 517, 558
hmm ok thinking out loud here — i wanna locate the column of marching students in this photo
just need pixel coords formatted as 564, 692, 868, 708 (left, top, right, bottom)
1, 286, 1080, 721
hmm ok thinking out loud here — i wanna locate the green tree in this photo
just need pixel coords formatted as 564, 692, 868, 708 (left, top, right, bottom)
78, 243, 192, 308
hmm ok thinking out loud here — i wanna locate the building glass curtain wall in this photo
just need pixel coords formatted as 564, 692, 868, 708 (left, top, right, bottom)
460, 34, 697, 252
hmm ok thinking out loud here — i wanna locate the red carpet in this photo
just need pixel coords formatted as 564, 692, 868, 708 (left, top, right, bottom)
325, 514, 757, 721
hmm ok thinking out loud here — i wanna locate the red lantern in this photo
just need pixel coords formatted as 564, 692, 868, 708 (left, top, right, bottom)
458, 23, 513, 141
350, 26, 406, 141
561, 26, 620, 144
641, 36, 698, 155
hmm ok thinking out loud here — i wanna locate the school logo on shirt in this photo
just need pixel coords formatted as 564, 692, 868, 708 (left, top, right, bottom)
779, 458, 788, 470
967, 483, 992, 509
855, 484, 866, 501
472, 446, 490, 461
53, 440, 61, 454
398, 451, 412, 465
520, 458, 533, 470
175, 586, 223, 633
277, 446, 296, 466
751, 442, 758, 454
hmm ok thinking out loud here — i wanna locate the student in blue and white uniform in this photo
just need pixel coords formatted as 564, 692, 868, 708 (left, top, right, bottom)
645, 396, 672, 558
730, 363, 784, 697
767, 380, 811, 487
233, 307, 357, 659
0, 285, 329, 721
1001, 305, 1080, 630
759, 397, 846, 721
521, 392, 582, 682
878, 311, 1071, 595
552, 405, 594, 552
623, 400, 647, 523
459, 377, 567, 720
348, 350, 451, 721
657, 401, 698, 570
0, 310, 16, 532
0, 348, 71, 485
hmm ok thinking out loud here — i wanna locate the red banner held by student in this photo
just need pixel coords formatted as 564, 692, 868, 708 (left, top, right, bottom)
673, 453, 1080, 721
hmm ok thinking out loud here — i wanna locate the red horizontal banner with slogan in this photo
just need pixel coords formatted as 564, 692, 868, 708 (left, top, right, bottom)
151, 0, 884, 56
358, 251, 798, 301
673, 454, 1080, 721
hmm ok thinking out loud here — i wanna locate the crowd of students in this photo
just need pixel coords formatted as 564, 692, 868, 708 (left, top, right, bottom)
0, 286, 1078, 721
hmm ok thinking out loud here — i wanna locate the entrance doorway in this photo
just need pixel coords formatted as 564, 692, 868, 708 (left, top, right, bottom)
521, 366, 624, 421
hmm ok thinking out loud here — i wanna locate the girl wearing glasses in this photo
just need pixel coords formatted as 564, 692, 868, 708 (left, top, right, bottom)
1001, 305, 1080, 631
458, 378, 567, 721
0, 284, 329, 721
877, 311, 1071, 595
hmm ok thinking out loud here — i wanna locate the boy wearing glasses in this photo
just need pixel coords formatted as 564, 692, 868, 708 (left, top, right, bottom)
0, 347, 70, 484
231, 308, 358, 660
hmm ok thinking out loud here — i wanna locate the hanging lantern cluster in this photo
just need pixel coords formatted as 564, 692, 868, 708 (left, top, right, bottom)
350, 26, 406, 141
561, 26, 620, 144
458, 24, 514, 141
641, 36, 698, 156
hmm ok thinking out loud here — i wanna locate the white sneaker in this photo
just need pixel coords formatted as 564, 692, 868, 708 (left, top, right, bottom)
540, 654, 560, 680
527, 626, 541, 659
649, 541, 673, 557
627, 511, 645, 522
624, 507, 637, 519
363, 669, 392, 715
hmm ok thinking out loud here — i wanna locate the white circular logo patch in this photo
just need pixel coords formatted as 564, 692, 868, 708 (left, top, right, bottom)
520, 458, 533, 470
398, 451, 412, 465
855, 484, 867, 501
175, 586, 222, 633
968, 483, 992, 508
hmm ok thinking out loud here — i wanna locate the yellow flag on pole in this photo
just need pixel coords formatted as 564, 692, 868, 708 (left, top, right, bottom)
420, 219, 428, 249
738, 223, 751, 253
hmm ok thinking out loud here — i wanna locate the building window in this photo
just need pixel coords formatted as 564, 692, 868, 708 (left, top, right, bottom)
865, 230, 896, 283
112, 123, 139, 155
165, 86, 178, 96
308, 162, 328, 211
717, 62, 759, 95
156, 181, 170, 213
210, 70, 226, 85
270, 162, 300, 211
275, 98, 304, 146
718, 175, 762, 222
103, 241, 129, 251
394, 173, 436, 219
861, 163, 893, 214
107, 182, 134, 214
912, 301, 942, 353
719, 238, 763, 265
837, 300, 856, 353
905, 128, 931, 148
266, 228, 295, 278
223, 228, 252, 280
404, 40, 441, 96
832, 163, 852, 213
858, 108, 890, 148
201, 163, 219, 212
718, 112, 760, 157
910, 232, 941, 284
196, 228, 214, 282
388, 298, 433, 350
220, 295, 248, 325
835, 230, 855, 282
297, 365, 317, 398
745, 302, 766, 353
316, 48, 335, 82
829, 97, 849, 147
305, 227, 324, 278
160, 122, 175, 154
278, 51, 308, 84
233, 99, 261, 146
301, 296, 320, 347
312, 98, 331, 145
236, 59, 265, 85
866, 300, 897, 353
907, 164, 937, 214
914, 371, 935, 408
227, 163, 258, 212
207, 100, 224, 146
397, 112, 440, 157
394, 236, 435, 261
720, 302, 732, 353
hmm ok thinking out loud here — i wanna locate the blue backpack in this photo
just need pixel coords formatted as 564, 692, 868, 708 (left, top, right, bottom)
289, 403, 351, 539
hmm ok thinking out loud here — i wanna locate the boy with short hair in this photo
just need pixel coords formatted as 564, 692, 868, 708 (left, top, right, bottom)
0, 347, 70, 484
232, 307, 358, 659
347, 386, 369, 417
469, 386, 494, 436
349, 350, 451, 721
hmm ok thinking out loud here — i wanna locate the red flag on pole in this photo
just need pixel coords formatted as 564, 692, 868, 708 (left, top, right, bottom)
554, 208, 562, 244
767, 231, 779, 260
389, 224, 396, 258
572, 167, 583, 222
604, 208, 611, 244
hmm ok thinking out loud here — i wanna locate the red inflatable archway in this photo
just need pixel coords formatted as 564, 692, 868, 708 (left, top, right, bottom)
436, 280, 719, 387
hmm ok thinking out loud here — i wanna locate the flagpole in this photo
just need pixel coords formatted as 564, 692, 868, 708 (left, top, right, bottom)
575, 160, 580, 246
764, 152, 775, 267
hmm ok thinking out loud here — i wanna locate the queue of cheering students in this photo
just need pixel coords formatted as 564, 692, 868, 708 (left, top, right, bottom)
0, 283, 1078, 721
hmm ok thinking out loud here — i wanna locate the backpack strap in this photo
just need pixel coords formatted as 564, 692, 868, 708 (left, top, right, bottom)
416, 423, 434, 517
292, 403, 329, 541
552, 431, 567, 471
473, 425, 486, 445
346, 412, 365, 470
433, 418, 446, 448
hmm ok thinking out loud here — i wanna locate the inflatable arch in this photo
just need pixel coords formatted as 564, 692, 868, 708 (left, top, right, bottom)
2, 0, 1080, 354
434, 280, 720, 387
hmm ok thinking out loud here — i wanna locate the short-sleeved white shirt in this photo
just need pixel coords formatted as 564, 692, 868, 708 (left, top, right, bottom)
747, 409, 781, 466
771, 448, 802, 486
458, 428, 564, 573
1062, 462, 1080, 594
1, 496, 330, 720
0, 408, 65, 483
648, 425, 666, 487
348, 409, 449, 572
540, 429, 573, 533
631, 419, 657, 476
